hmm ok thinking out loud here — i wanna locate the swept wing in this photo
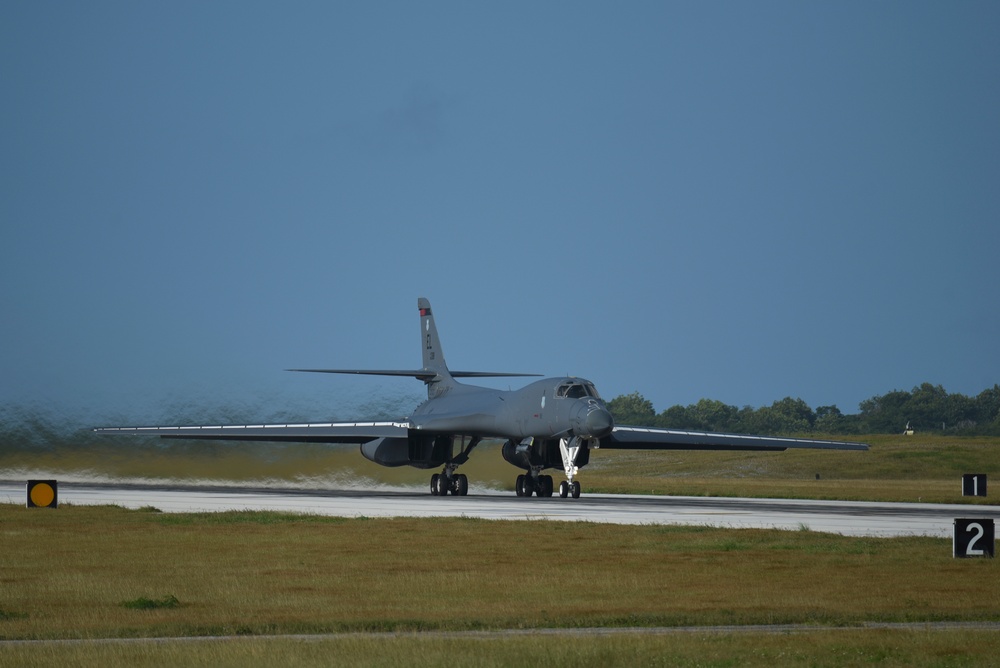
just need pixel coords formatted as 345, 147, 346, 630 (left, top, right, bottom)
602, 425, 868, 451
93, 421, 409, 443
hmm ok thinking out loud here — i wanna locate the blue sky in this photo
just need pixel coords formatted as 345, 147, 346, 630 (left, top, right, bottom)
2, 2, 998, 423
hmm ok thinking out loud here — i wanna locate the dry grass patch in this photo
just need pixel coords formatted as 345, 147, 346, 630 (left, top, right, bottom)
3, 630, 1000, 667
1, 504, 997, 642
586, 434, 999, 503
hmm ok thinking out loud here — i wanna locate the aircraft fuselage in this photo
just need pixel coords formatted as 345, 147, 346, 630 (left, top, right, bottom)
409, 377, 614, 441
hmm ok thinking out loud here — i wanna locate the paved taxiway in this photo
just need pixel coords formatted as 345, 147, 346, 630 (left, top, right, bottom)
3, 480, 997, 537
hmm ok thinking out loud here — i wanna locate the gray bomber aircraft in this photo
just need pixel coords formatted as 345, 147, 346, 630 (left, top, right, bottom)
96, 298, 868, 498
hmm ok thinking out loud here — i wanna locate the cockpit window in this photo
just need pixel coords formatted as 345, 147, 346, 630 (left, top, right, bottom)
556, 382, 601, 399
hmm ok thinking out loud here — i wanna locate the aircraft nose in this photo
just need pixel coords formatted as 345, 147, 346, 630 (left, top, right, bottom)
585, 407, 614, 438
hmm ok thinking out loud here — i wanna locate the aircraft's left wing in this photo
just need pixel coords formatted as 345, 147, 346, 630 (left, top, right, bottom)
600, 426, 869, 451
93, 421, 410, 444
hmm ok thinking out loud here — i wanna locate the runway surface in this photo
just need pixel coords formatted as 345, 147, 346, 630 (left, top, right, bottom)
4, 479, 998, 537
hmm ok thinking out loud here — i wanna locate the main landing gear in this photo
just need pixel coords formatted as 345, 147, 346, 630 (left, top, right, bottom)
428, 436, 481, 496
515, 473, 553, 497
430, 470, 468, 496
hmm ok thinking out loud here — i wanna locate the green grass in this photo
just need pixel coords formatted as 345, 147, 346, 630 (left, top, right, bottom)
2, 504, 998, 666
119, 595, 181, 611
1, 504, 997, 642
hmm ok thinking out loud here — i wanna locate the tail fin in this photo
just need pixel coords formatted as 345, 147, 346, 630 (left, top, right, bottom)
418, 297, 456, 394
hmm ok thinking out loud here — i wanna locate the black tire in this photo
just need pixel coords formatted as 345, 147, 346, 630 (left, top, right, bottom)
559, 481, 569, 498
436, 475, 450, 496
541, 475, 553, 497
515, 474, 525, 497
571, 481, 581, 499
456, 474, 469, 496
430, 474, 440, 496
518, 475, 535, 497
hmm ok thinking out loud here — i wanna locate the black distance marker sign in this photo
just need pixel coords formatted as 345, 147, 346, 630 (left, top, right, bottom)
962, 474, 987, 497
953, 519, 994, 558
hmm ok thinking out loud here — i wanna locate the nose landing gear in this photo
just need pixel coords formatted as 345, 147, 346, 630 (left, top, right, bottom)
558, 479, 582, 499
512, 436, 586, 498
557, 435, 583, 498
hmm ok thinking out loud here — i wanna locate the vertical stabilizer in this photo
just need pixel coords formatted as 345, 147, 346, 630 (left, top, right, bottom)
418, 298, 456, 394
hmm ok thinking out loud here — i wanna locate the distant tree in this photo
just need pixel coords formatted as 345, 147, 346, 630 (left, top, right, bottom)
908, 383, 950, 429
855, 383, 1000, 433
656, 404, 692, 429
606, 392, 655, 425
815, 405, 844, 433
975, 385, 1000, 428
859, 389, 911, 433
735, 406, 757, 433
774, 397, 814, 431
742, 397, 813, 434
687, 398, 740, 432
603, 383, 1000, 436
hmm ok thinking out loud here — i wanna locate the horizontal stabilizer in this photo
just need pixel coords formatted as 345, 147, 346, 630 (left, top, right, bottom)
288, 369, 542, 380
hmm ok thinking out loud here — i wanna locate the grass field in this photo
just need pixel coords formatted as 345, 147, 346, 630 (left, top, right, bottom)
1, 504, 999, 665
585, 434, 999, 503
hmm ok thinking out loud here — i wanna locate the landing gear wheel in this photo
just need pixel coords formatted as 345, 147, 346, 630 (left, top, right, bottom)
571, 480, 581, 499
540, 475, 554, 497
559, 480, 569, 498
430, 474, 441, 496
515, 474, 525, 497
435, 474, 451, 496
516, 475, 535, 497
455, 474, 469, 496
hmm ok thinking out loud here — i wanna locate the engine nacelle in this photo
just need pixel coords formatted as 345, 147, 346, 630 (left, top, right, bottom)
360, 434, 454, 469
501, 438, 591, 471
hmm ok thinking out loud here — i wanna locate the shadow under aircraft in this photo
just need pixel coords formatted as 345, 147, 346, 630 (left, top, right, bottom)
96, 298, 868, 498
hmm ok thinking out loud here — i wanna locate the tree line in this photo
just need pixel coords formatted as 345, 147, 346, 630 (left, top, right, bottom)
606, 382, 1000, 436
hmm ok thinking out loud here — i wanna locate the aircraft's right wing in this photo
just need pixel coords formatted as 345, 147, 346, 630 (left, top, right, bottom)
94, 421, 410, 444
600, 426, 869, 451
